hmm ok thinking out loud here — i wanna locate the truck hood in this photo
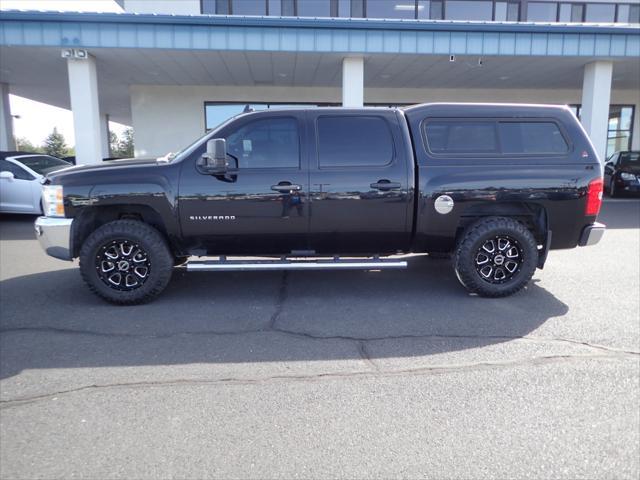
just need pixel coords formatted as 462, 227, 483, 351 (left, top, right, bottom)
47, 157, 166, 181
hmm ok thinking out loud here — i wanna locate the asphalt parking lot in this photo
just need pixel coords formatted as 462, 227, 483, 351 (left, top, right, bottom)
0, 198, 639, 479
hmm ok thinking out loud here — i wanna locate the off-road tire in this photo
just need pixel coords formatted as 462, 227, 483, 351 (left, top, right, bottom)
454, 217, 538, 297
79, 220, 173, 305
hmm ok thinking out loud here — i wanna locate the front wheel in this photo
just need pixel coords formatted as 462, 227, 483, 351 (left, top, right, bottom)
454, 217, 538, 297
609, 179, 618, 198
79, 220, 174, 305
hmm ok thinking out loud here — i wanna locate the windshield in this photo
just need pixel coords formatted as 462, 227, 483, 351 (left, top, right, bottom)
16, 155, 71, 175
619, 152, 640, 168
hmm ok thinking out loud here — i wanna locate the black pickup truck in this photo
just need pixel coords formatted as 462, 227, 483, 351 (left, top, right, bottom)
35, 103, 605, 304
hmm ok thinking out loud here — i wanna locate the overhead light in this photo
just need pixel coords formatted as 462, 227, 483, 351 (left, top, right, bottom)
394, 4, 416, 10
499, 76, 510, 80
380, 74, 391, 79
278, 73, 287, 77
61, 49, 88, 59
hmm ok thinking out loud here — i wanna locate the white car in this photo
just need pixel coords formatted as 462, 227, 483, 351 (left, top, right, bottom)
0, 153, 72, 214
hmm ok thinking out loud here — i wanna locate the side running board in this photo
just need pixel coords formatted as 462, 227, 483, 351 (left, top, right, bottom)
186, 257, 407, 272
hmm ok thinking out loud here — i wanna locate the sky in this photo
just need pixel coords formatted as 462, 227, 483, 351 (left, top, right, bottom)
3, 1, 128, 147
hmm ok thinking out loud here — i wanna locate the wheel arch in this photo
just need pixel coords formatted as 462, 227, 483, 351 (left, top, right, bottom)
71, 205, 176, 258
455, 202, 548, 246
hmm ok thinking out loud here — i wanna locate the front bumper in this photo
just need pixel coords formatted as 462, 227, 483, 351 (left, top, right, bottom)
578, 221, 606, 247
34, 216, 74, 260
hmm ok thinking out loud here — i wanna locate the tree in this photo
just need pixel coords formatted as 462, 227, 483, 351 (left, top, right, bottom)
109, 131, 119, 157
113, 128, 134, 158
15, 137, 43, 153
42, 128, 68, 158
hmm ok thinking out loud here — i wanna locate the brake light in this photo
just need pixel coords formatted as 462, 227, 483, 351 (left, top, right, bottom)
585, 178, 603, 216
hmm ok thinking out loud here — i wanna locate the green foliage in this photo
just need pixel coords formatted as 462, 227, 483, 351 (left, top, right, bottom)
111, 128, 134, 158
15, 137, 43, 153
42, 127, 69, 158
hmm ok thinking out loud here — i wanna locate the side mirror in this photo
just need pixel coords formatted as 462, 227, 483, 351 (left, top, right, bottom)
0, 171, 14, 181
198, 138, 228, 174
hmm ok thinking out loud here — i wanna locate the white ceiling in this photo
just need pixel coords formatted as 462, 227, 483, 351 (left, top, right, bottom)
1, 46, 638, 124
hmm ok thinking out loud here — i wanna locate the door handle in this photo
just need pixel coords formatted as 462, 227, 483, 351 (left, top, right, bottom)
271, 182, 302, 192
370, 180, 401, 191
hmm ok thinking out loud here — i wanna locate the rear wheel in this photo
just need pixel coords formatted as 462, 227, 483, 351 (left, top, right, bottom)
454, 217, 538, 297
79, 220, 173, 305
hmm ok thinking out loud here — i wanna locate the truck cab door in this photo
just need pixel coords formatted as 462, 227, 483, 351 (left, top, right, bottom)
177, 112, 309, 255
306, 111, 412, 255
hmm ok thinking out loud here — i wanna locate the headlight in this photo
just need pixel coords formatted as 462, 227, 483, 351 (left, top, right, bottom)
620, 172, 636, 181
42, 185, 65, 217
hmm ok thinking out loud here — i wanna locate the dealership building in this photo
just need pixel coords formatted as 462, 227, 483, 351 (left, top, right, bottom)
0, 0, 638, 164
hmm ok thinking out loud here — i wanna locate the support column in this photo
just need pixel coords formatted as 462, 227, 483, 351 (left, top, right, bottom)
580, 61, 613, 162
342, 57, 364, 107
67, 52, 103, 164
100, 113, 110, 158
0, 83, 16, 151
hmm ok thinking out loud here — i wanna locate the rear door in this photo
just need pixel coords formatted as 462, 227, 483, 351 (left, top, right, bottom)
306, 111, 411, 255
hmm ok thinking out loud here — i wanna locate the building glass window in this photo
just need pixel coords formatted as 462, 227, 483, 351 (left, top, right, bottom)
585, 3, 616, 22
445, 0, 493, 20
338, 0, 351, 16
506, 1, 520, 20
366, 0, 416, 19
350, 0, 365, 17
430, 0, 444, 19
559, 3, 584, 22
297, 0, 332, 17
201, 0, 217, 14
495, 2, 508, 20
527, 2, 558, 21
570, 104, 635, 157
631, 5, 640, 23
231, 0, 267, 15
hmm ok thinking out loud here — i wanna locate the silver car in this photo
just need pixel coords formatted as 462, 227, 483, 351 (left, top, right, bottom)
0, 153, 72, 214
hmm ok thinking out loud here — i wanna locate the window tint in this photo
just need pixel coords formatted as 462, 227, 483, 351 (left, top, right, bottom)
0, 160, 34, 180
499, 122, 569, 154
425, 122, 498, 154
225, 117, 299, 168
317, 116, 393, 167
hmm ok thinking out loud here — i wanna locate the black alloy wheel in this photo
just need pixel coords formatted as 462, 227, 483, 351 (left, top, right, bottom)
454, 217, 538, 297
474, 235, 523, 284
79, 220, 173, 305
95, 239, 151, 291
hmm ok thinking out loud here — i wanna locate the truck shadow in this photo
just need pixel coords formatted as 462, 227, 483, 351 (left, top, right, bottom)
0, 257, 568, 379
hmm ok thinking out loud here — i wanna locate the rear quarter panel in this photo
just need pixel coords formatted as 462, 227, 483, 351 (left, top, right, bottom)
403, 104, 602, 252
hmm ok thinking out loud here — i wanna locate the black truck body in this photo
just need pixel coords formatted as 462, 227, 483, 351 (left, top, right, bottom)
36, 103, 605, 304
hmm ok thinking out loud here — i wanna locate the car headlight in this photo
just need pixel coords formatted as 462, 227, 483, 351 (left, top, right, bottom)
620, 172, 636, 181
42, 185, 65, 217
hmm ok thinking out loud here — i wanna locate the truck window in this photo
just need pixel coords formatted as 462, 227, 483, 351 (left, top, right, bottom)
317, 116, 393, 167
499, 122, 569, 154
424, 121, 498, 154
225, 117, 299, 169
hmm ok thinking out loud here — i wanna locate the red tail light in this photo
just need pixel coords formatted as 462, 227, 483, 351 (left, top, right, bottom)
585, 178, 603, 216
